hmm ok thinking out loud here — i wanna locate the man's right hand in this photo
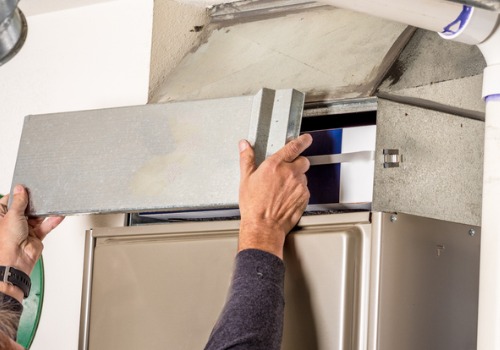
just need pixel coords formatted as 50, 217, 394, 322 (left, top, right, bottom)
238, 134, 313, 259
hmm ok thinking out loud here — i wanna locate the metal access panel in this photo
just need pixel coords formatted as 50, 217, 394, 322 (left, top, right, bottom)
373, 99, 484, 226
79, 212, 373, 350
10, 89, 304, 216
376, 212, 480, 350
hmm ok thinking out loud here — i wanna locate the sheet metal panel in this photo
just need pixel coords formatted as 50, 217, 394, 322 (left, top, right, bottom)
11, 89, 304, 216
373, 99, 484, 226
377, 212, 480, 350
80, 212, 372, 350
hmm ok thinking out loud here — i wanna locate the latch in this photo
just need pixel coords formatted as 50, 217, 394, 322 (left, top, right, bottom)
383, 149, 400, 168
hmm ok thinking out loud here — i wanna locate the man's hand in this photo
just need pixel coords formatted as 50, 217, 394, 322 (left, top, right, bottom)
0, 185, 64, 301
238, 134, 313, 259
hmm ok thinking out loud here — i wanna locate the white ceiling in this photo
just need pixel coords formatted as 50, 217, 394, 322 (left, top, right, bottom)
20, 0, 238, 16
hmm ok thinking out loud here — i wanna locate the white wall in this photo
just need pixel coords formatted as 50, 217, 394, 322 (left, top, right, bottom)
0, 1, 153, 349
149, 0, 210, 99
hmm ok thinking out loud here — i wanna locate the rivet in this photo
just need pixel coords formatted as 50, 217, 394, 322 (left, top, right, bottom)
390, 214, 397, 223
469, 229, 476, 237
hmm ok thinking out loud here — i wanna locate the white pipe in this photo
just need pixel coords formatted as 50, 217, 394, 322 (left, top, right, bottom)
319, 0, 498, 44
478, 97, 500, 350
477, 22, 500, 350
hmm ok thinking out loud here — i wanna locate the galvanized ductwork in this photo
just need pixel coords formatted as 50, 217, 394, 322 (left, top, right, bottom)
0, 0, 27, 66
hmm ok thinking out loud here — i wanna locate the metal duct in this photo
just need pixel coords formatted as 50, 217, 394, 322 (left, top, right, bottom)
0, 0, 27, 66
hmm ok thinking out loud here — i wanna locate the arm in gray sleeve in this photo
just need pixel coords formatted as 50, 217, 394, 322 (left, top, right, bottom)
204, 249, 286, 350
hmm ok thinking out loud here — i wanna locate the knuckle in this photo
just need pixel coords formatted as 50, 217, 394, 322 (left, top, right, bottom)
286, 140, 301, 157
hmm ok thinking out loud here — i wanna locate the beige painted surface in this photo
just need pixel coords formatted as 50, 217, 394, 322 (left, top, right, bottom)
84, 213, 373, 350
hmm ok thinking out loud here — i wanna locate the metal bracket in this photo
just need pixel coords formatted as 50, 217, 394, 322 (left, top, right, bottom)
383, 149, 401, 168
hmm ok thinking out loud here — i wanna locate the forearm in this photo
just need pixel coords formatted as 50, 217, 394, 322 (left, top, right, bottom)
0, 282, 24, 304
0, 292, 23, 341
204, 249, 285, 350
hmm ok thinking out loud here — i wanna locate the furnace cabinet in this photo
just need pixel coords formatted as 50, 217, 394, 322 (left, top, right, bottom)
80, 214, 480, 350
74, 6, 484, 348
79, 98, 482, 350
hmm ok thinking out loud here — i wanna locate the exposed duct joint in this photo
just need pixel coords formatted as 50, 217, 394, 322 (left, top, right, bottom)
0, 0, 27, 66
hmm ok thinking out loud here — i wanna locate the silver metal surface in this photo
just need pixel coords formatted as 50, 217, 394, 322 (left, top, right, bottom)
11, 89, 304, 216
247, 88, 276, 166
382, 149, 400, 168
307, 151, 375, 166
0, 0, 27, 66
373, 99, 484, 226
265, 89, 305, 157
377, 212, 481, 349
445, 0, 500, 11
303, 97, 378, 117
378, 29, 486, 117
210, 0, 324, 21
78, 230, 96, 350
79, 212, 372, 350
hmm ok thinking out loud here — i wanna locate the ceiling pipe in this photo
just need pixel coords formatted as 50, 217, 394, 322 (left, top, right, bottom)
0, 0, 27, 66
445, 0, 500, 12
318, 0, 498, 44
319, 1, 500, 348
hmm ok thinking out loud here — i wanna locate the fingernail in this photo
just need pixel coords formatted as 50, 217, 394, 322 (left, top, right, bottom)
239, 140, 248, 153
14, 185, 24, 194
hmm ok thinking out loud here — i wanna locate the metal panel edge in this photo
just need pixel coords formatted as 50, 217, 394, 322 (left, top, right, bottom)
90, 212, 370, 239
266, 89, 305, 157
210, 0, 325, 22
303, 97, 378, 117
299, 211, 371, 227
79, 230, 96, 350
366, 212, 383, 350
247, 88, 276, 166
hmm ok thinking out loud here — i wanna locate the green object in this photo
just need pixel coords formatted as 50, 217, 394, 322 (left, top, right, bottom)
17, 257, 44, 349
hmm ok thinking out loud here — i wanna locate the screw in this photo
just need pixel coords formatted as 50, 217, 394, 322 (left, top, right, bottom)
390, 214, 397, 223
469, 229, 476, 237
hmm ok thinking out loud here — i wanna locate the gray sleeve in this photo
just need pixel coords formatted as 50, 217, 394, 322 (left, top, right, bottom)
204, 249, 286, 350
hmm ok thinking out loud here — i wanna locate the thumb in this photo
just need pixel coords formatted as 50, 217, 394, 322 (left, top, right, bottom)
9, 185, 29, 216
239, 140, 256, 180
